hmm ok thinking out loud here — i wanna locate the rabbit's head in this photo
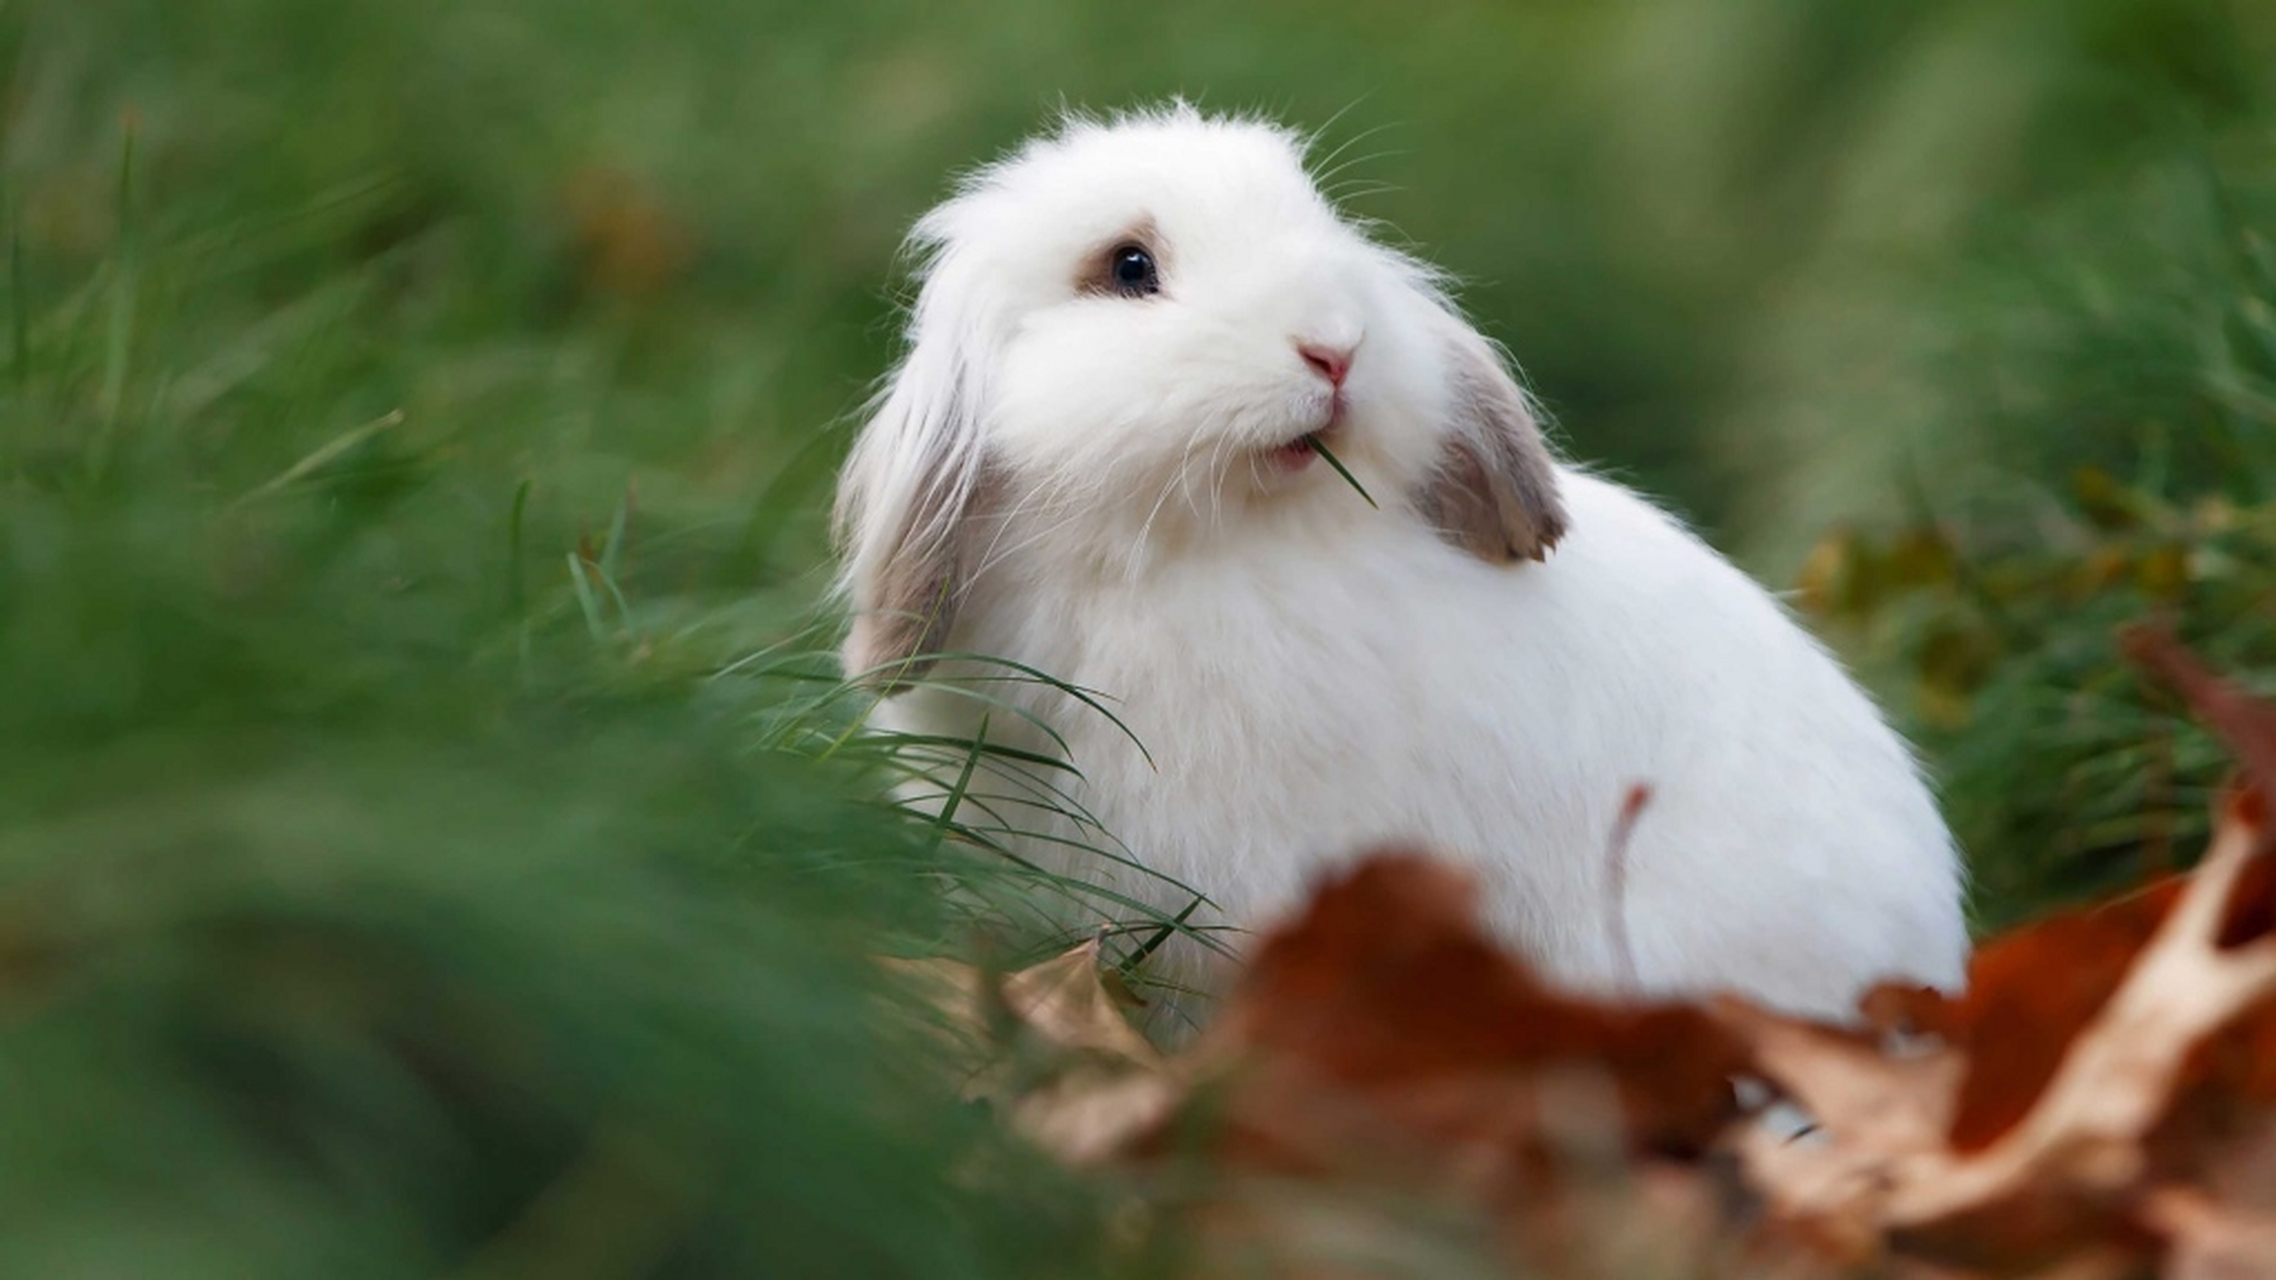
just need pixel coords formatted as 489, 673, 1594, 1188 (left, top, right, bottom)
836, 103, 1566, 683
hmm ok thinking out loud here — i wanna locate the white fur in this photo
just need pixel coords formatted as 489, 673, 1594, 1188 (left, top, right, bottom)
836, 103, 1969, 1023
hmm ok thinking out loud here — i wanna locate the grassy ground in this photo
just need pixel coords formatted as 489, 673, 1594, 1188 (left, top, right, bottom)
2, 0, 2272, 1273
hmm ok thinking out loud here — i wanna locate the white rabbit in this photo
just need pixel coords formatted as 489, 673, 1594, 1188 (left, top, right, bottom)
834, 103, 1968, 1025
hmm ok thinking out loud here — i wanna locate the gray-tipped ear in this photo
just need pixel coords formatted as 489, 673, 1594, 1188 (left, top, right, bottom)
1414, 316, 1568, 564
834, 350, 990, 691
840, 470, 968, 689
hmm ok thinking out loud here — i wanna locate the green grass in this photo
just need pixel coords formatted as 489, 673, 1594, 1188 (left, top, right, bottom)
1797, 120, 2276, 926
2, 0, 2273, 1273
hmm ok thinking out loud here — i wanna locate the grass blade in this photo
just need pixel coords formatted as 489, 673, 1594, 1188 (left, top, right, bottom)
1306, 433, 1378, 509
566, 552, 608, 640
233, 408, 406, 506
507, 478, 531, 618
929, 715, 990, 848
9, 197, 25, 387
599, 480, 634, 583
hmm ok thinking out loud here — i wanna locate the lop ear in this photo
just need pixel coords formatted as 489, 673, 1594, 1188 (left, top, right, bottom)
833, 339, 991, 690
1413, 313, 1568, 564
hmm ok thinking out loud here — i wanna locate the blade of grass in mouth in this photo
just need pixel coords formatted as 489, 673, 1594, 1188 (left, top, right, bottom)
1303, 433, 1379, 509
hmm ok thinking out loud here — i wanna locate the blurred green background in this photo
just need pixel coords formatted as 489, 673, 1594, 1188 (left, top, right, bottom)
2, 0, 2273, 1274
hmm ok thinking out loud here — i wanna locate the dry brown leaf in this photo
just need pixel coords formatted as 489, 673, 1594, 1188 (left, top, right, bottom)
880, 939, 1175, 1161
1009, 1068, 1182, 1166
2139, 1186, 2276, 1280
1711, 999, 1964, 1264
1716, 1000, 1962, 1159
1927, 880, 2183, 1153
1197, 852, 1752, 1159
1890, 733, 2276, 1196
881, 938, 1161, 1068
1713, 631, 2276, 1275
1716, 792, 2274, 1274
2158, 1071, 2276, 1221
2122, 626, 2276, 791
1122, 852, 1771, 1278
998, 939, 1166, 1069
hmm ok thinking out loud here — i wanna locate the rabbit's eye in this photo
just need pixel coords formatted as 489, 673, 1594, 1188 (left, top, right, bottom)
1107, 243, 1160, 297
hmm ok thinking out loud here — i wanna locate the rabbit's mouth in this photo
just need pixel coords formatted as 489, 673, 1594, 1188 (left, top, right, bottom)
1267, 434, 1321, 472
1264, 396, 1348, 472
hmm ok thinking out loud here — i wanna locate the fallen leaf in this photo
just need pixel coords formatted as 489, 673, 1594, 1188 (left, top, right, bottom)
881, 938, 1161, 1070
2139, 1186, 2276, 1280
1130, 852, 1765, 1278
2121, 626, 2276, 790
1199, 853, 1751, 1160
880, 939, 1174, 1161
1939, 879, 2182, 1153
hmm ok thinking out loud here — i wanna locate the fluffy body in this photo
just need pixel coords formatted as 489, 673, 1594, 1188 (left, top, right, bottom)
838, 103, 1969, 1022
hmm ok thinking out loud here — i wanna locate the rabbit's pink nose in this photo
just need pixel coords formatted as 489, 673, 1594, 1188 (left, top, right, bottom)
1298, 342, 1353, 388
